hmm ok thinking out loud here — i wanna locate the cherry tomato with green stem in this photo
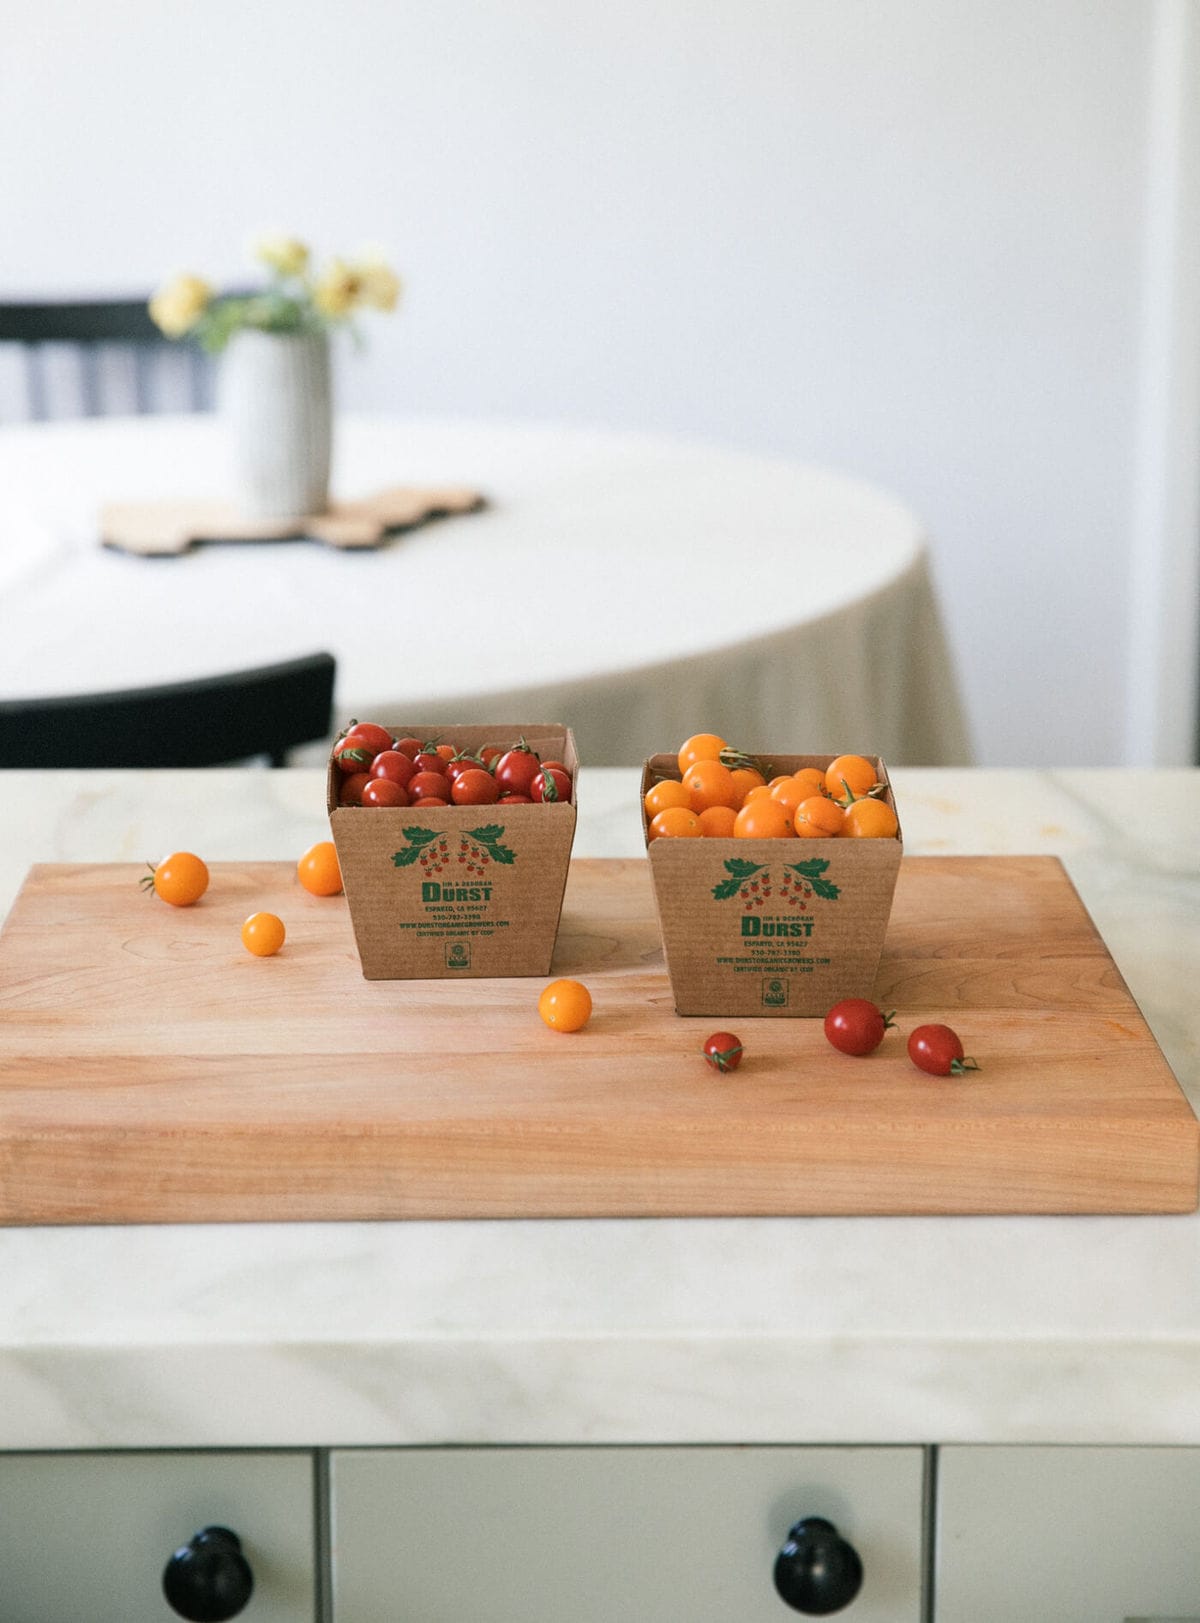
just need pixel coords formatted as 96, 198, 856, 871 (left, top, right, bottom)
531, 766, 572, 803
494, 744, 542, 797
342, 721, 394, 756
702, 1032, 744, 1072
908, 1024, 980, 1076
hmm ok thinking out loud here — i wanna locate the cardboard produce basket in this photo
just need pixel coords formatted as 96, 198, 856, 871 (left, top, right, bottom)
329, 724, 577, 980
643, 752, 902, 1017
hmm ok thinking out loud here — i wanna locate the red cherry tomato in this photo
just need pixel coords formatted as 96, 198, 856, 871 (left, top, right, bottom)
394, 736, 424, 760
494, 745, 542, 797
343, 721, 394, 756
478, 745, 503, 768
445, 753, 488, 783
823, 999, 895, 1056
411, 795, 449, 807
531, 766, 572, 803
451, 768, 502, 806
702, 1032, 744, 1072
408, 770, 452, 801
370, 750, 416, 788
907, 1024, 980, 1076
334, 736, 377, 774
498, 792, 533, 805
412, 750, 445, 775
338, 771, 371, 806
361, 778, 410, 807
538, 759, 569, 775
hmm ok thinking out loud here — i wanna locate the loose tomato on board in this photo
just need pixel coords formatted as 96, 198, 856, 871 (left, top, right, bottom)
824, 999, 895, 1056
141, 852, 209, 907
702, 1032, 744, 1072
537, 978, 592, 1032
907, 1024, 980, 1076
297, 841, 343, 896
241, 911, 286, 957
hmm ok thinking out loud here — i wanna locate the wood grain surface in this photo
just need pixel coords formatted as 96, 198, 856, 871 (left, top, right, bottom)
0, 857, 1194, 1222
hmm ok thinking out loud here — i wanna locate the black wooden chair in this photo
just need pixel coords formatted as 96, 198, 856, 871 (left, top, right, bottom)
0, 298, 215, 420
0, 652, 337, 768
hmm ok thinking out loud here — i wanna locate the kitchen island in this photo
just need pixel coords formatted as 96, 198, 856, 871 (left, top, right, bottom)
1, 766, 1198, 1620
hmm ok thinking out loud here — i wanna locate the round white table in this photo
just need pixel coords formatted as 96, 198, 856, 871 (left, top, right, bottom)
0, 413, 972, 766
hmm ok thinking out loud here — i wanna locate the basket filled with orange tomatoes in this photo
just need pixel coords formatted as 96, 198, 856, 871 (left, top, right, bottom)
327, 721, 578, 980
642, 735, 903, 1017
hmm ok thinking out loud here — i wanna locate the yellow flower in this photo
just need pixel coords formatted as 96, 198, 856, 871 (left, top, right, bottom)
355, 258, 402, 312
312, 258, 363, 319
148, 273, 213, 338
254, 235, 310, 279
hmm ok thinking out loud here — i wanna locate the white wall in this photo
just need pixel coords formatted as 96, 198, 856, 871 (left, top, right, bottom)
3, 0, 1195, 765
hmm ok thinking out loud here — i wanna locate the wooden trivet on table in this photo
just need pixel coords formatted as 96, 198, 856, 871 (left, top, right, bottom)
100, 486, 487, 556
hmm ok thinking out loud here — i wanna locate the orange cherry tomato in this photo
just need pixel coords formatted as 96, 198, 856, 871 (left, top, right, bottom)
728, 765, 766, 808
537, 978, 592, 1032
824, 754, 879, 802
697, 805, 737, 837
677, 733, 727, 775
241, 911, 286, 956
791, 767, 828, 798
143, 851, 209, 907
742, 783, 774, 804
768, 776, 818, 816
733, 798, 793, 839
793, 795, 845, 837
649, 806, 703, 839
683, 758, 738, 812
644, 779, 692, 819
297, 840, 343, 896
842, 797, 900, 838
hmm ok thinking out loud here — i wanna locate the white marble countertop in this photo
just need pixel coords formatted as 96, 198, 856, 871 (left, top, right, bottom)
1, 767, 1198, 1452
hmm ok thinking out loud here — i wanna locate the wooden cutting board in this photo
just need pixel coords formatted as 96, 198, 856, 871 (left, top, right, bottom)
0, 857, 1194, 1222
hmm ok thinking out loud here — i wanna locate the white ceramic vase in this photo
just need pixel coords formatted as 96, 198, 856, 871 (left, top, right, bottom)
220, 329, 332, 521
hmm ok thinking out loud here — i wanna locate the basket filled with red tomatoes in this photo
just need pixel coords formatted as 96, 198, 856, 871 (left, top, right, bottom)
642, 735, 903, 1017
327, 722, 578, 980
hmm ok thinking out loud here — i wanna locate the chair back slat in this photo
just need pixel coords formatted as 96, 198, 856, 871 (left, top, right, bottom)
0, 653, 337, 769
0, 299, 215, 422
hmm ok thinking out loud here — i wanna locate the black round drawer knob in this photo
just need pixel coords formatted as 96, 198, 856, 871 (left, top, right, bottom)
162, 1525, 254, 1621
773, 1516, 863, 1614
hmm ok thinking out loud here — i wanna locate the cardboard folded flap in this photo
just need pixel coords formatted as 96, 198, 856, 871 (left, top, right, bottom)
330, 724, 578, 980
643, 752, 902, 1017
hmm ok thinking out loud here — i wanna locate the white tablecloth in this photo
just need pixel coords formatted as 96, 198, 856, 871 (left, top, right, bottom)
0, 413, 972, 766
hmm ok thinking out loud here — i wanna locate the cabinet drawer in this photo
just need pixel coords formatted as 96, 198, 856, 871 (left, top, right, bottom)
329, 1444, 925, 1621
0, 1450, 315, 1622
936, 1446, 1200, 1622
